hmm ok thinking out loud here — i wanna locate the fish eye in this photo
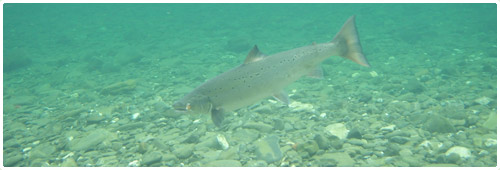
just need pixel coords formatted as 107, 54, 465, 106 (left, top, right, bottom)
185, 103, 191, 111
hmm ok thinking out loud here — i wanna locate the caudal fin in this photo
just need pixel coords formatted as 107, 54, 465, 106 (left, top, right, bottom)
332, 15, 370, 67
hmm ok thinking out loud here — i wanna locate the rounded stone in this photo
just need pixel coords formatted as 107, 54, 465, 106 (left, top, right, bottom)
173, 144, 194, 159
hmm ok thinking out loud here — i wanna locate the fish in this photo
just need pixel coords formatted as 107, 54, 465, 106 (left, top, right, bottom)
173, 15, 370, 127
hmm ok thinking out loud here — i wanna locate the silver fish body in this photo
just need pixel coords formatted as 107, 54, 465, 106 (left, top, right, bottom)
173, 16, 369, 126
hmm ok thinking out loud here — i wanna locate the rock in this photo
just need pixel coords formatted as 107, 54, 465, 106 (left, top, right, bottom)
314, 134, 330, 150
425, 115, 456, 133
313, 154, 337, 167
273, 119, 284, 131
61, 158, 77, 167
325, 123, 349, 140
474, 96, 491, 105
30, 158, 49, 166
69, 129, 114, 151
320, 152, 355, 167
347, 128, 362, 139
243, 122, 274, 133
232, 129, 259, 143
216, 134, 230, 150
252, 104, 272, 114
297, 140, 319, 158
380, 124, 396, 132
293, 121, 307, 130
205, 160, 242, 167
87, 113, 105, 124
4, 153, 23, 166
254, 135, 283, 164
173, 144, 194, 159
115, 122, 148, 131
286, 150, 302, 164
219, 147, 239, 160
485, 138, 497, 147
482, 112, 496, 130
101, 79, 137, 95
347, 138, 367, 146
245, 160, 268, 167
390, 136, 409, 144
423, 163, 459, 167
446, 153, 461, 163
142, 151, 163, 166
152, 101, 169, 113
399, 149, 413, 157
194, 135, 218, 151
96, 156, 118, 166
384, 143, 401, 156
289, 101, 315, 112
445, 146, 471, 159
406, 78, 425, 94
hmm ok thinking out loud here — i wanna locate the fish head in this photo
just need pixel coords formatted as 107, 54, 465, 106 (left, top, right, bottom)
172, 94, 213, 114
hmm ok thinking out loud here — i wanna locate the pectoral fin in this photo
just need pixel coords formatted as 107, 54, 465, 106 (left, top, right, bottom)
211, 108, 225, 127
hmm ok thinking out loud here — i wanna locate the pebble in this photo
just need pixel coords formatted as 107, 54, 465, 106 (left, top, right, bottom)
243, 122, 274, 133
4, 153, 23, 166
474, 96, 491, 105
61, 158, 77, 167
347, 138, 367, 146
313, 134, 330, 150
297, 140, 319, 158
320, 152, 355, 167
399, 148, 413, 157
205, 160, 242, 167
173, 144, 194, 159
484, 138, 496, 147
254, 135, 283, 164
245, 160, 268, 167
216, 134, 230, 150
325, 123, 349, 140
347, 128, 362, 139
69, 129, 113, 151
389, 136, 409, 144
142, 151, 163, 166
445, 146, 471, 159
380, 124, 396, 132
232, 129, 260, 143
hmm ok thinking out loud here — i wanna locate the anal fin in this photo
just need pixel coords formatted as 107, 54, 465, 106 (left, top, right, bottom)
273, 91, 290, 106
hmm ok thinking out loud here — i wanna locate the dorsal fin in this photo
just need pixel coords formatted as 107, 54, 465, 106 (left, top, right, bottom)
244, 45, 266, 64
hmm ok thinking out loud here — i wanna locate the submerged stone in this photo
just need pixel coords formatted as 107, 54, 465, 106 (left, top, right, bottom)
254, 135, 283, 164
69, 129, 113, 151
173, 144, 194, 159
297, 140, 319, 158
482, 112, 497, 130
142, 151, 163, 166
205, 160, 242, 167
319, 152, 355, 167
425, 115, 456, 133
325, 123, 349, 140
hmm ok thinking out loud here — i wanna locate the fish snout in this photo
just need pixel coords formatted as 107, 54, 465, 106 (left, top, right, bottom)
172, 101, 191, 112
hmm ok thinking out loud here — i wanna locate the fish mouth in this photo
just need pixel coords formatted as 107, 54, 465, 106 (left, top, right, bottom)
172, 101, 188, 112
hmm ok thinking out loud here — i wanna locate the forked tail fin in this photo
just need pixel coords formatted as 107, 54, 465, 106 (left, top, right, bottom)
332, 15, 370, 67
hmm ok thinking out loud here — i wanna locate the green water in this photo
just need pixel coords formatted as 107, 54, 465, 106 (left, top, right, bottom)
3, 3, 497, 167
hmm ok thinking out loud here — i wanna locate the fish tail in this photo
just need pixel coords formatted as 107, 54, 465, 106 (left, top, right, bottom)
332, 15, 370, 67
